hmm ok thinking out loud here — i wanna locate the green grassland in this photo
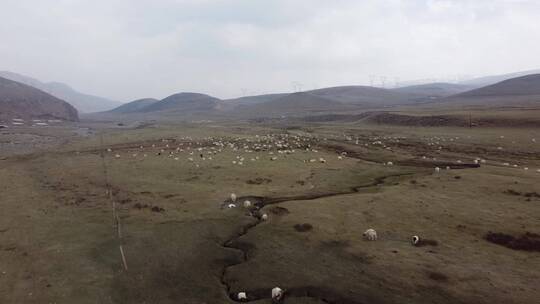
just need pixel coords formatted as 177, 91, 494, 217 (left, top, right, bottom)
1, 120, 539, 303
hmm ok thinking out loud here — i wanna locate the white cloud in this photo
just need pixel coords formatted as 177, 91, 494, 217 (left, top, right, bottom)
1, 0, 540, 101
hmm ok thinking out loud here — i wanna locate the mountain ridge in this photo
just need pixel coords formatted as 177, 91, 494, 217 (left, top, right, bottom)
0, 76, 79, 121
0, 71, 121, 113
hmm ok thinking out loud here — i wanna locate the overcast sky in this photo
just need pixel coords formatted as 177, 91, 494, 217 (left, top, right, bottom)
1, 0, 540, 101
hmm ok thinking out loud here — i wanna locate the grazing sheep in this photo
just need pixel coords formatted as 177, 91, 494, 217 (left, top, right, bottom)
411, 235, 420, 246
363, 228, 377, 241
243, 200, 251, 208
230, 193, 237, 203
227, 204, 236, 208
434, 167, 440, 173
261, 213, 268, 221
237, 292, 247, 300
272, 287, 284, 302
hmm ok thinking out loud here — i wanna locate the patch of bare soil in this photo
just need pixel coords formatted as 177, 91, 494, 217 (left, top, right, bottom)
294, 223, 313, 232
427, 271, 449, 282
269, 206, 290, 216
366, 112, 540, 128
485, 232, 540, 252
503, 189, 540, 199
246, 177, 272, 185
367, 113, 468, 127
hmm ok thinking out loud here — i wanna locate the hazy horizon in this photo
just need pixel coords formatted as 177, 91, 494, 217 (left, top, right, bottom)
2, 0, 540, 102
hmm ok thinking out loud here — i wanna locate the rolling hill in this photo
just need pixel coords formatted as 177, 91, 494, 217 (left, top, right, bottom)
456, 74, 540, 97
306, 85, 423, 105
0, 71, 121, 113
393, 83, 475, 98
140, 92, 220, 113
234, 92, 361, 117
460, 69, 540, 87
229, 86, 433, 117
108, 98, 159, 114
0, 76, 78, 121
96, 72, 540, 120
223, 93, 288, 105
429, 74, 540, 108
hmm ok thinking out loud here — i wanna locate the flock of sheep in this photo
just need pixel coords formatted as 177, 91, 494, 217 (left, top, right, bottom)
101, 131, 538, 303
102, 125, 540, 174
106, 133, 345, 168
106, 131, 539, 174
227, 191, 426, 302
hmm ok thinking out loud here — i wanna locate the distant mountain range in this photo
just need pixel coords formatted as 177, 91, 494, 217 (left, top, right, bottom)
106, 72, 540, 120
0, 76, 78, 122
4, 68, 539, 123
0, 71, 121, 113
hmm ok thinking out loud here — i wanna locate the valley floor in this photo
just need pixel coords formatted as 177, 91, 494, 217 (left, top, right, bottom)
0, 121, 539, 304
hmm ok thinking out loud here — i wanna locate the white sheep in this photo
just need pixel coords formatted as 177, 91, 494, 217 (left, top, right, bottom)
434, 167, 440, 173
237, 292, 247, 300
243, 200, 251, 208
411, 235, 420, 246
230, 193, 237, 203
363, 228, 377, 241
261, 213, 268, 221
272, 287, 283, 301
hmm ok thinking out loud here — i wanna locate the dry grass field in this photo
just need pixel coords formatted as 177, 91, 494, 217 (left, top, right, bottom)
1, 118, 539, 304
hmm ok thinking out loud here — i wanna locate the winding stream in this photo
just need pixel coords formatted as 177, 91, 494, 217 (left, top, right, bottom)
219, 172, 415, 304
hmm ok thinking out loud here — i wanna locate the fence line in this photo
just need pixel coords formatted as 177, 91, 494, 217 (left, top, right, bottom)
99, 134, 128, 271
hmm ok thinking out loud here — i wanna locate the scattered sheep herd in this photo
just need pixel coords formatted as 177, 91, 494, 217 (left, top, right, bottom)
99, 132, 539, 303
226, 188, 431, 302
104, 132, 540, 174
